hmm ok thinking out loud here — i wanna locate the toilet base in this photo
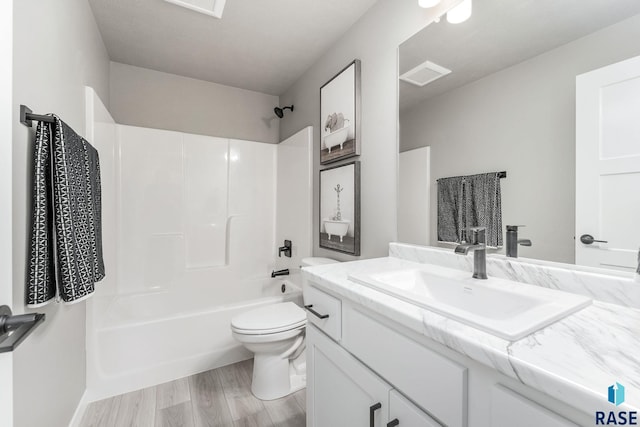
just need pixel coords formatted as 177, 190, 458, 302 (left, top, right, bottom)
251, 350, 306, 400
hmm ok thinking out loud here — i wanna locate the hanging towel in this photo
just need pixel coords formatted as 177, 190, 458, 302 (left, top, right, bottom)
437, 176, 465, 243
28, 116, 105, 306
462, 172, 503, 247
437, 172, 503, 247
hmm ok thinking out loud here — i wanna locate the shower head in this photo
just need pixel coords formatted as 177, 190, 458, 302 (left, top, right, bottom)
274, 105, 294, 118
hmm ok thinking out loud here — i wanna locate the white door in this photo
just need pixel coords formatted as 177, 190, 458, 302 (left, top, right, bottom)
306, 325, 391, 427
388, 390, 441, 427
0, 1, 14, 425
576, 54, 640, 271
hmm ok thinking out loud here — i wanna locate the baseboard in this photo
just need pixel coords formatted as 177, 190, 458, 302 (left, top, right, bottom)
68, 390, 89, 427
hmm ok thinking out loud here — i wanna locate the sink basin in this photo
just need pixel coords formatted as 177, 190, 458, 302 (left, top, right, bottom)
348, 265, 592, 341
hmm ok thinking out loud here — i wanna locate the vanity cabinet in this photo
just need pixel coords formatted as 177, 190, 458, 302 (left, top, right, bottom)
304, 281, 590, 427
491, 385, 579, 427
307, 324, 441, 427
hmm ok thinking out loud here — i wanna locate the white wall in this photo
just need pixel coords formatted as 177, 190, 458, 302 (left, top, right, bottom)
278, 0, 460, 260
275, 127, 313, 271
11, 0, 110, 425
400, 14, 640, 264
398, 147, 430, 246
1, 1, 14, 426
110, 62, 280, 144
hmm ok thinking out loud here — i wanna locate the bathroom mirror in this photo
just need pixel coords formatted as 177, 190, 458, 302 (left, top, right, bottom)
397, 0, 640, 270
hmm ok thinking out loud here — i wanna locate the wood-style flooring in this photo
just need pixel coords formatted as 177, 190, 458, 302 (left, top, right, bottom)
80, 360, 306, 427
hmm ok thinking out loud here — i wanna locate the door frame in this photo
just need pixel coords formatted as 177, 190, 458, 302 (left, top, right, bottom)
0, 0, 14, 425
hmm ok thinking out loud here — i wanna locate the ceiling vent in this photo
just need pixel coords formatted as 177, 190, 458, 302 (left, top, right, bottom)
164, 0, 227, 19
399, 61, 451, 87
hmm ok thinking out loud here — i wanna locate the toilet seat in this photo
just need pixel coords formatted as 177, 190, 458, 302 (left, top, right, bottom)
231, 302, 306, 335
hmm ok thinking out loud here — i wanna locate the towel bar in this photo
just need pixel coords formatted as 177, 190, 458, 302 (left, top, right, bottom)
20, 104, 55, 127
0, 305, 45, 353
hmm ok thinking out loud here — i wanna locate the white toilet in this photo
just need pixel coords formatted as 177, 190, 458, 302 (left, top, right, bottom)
230, 257, 338, 400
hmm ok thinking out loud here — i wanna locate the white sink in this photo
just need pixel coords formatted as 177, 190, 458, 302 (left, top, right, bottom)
348, 264, 592, 341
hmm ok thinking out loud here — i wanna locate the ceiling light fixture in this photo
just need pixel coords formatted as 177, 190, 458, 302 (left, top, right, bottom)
418, 0, 441, 8
447, 0, 472, 24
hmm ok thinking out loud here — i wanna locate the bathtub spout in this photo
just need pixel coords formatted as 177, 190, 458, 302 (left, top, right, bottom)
271, 269, 290, 278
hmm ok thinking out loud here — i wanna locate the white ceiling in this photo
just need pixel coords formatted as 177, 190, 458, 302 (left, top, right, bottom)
88, 0, 378, 95
399, 0, 640, 111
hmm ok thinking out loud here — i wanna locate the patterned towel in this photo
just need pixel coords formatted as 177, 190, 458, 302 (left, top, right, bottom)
437, 176, 465, 243
27, 116, 105, 306
437, 172, 503, 247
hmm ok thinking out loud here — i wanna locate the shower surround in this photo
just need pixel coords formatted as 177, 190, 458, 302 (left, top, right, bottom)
84, 88, 311, 401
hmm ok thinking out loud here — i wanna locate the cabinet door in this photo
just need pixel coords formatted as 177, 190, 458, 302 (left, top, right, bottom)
307, 324, 391, 427
388, 390, 442, 427
491, 385, 579, 427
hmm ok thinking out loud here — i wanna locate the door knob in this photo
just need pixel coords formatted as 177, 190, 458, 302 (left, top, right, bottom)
580, 234, 608, 245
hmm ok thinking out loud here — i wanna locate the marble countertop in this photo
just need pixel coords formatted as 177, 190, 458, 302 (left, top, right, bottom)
302, 256, 640, 415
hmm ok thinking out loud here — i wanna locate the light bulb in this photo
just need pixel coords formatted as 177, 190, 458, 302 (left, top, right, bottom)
447, 0, 472, 23
418, 0, 441, 8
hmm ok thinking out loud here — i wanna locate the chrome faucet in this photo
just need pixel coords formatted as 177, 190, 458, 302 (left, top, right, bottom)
455, 227, 488, 279
505, 225, 532, 258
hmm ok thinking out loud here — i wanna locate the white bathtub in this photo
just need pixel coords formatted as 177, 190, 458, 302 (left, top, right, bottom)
86, 275, 303, 401
324, 219, 351, 242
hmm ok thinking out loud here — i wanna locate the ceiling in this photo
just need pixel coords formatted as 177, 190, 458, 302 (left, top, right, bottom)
399, 0, 640, 111
88, 0, 378, 95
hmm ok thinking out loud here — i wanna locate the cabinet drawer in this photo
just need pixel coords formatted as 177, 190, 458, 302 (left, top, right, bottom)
389, 390, 442, 427
344, 306, 467, 427
491, 385, 579, 427
303, 284, 342, 341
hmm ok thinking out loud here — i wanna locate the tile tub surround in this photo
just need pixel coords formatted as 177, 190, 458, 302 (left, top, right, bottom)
390, 243, 640, 308
301, 256, 640, 417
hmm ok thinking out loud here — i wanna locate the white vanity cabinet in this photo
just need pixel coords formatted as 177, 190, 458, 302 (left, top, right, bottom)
307, 324, 441, 427
304, 281, 590, 427
491, 385, 579, 427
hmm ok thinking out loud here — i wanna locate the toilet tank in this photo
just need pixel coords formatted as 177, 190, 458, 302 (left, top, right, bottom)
301, 257, 339, 267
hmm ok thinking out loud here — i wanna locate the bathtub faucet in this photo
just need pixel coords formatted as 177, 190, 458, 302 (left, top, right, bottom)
271, 269, 290, 278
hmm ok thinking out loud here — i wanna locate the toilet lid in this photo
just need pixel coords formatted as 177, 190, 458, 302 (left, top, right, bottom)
231, 302, 306, 335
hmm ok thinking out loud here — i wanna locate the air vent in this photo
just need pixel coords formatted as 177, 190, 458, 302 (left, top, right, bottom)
399, 61, 451, 87
164, 0, 227, 19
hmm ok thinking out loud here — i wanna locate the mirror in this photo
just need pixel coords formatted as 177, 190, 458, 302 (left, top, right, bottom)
398, 0, 640, 270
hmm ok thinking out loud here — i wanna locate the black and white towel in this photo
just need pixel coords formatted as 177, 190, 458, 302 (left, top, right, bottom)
27, 116, 105, 306
437, 172, 503, 247
437, 176, 465, 243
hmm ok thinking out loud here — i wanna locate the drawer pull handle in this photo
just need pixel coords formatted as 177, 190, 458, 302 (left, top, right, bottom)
369, 402, 382, 427
304, 305, 329, 319
387, 419, 399, 427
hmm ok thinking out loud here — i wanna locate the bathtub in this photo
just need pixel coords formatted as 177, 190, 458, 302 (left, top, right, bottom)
85, 275, 303, 401
324, 219, 351, 242
323, 122, 351, 152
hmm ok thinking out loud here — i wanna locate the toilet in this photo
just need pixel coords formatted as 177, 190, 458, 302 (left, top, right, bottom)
230, 257, 338, 400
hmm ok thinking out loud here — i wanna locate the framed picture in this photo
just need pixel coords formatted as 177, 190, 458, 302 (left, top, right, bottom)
320, 59, 361, 164
319, 161, 360, 255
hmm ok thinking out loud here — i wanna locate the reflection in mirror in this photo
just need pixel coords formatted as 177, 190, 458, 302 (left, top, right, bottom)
398, 0, 640, 270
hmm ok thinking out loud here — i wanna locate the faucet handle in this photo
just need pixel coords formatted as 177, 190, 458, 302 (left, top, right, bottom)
468, 227, 486, 245
506, 225, 526, 231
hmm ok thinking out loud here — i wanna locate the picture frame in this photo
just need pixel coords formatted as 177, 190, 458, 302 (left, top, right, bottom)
320, 59, 361, 164
319, 161, 361, 255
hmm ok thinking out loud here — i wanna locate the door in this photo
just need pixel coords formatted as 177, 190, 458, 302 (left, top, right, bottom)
0, 0, 14, 425
576, 54, 640, 271
307, 325, 391, 427
388, 390, 442, 427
